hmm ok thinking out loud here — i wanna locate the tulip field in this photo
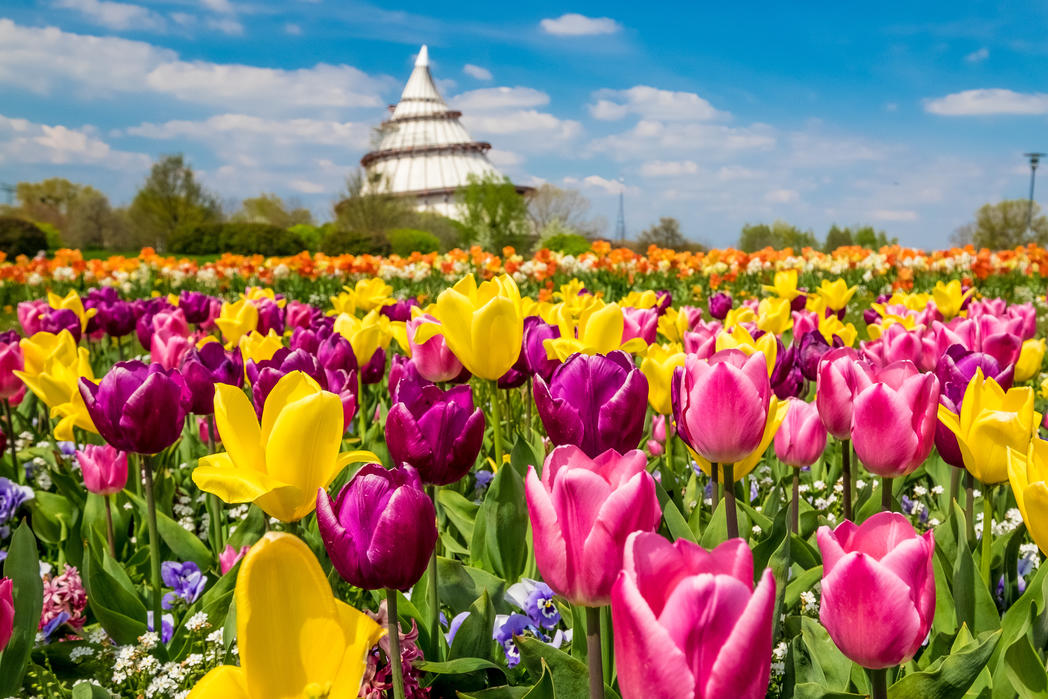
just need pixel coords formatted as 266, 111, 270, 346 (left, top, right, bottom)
3, 242, 1048, 698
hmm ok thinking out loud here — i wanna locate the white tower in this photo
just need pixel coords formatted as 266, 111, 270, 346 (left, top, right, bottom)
360, 45, 529, 220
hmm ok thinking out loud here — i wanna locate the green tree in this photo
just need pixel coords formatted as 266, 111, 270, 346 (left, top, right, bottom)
852, 225, 896, 249
526, 184, 604, 236
10, 178, 108, 245
129, 154, 221, 250
637, 217, 688, 250
457, 173, 532, 251
233, 193, 314, 228
953, 199, 1048, 249
332, 171, 413, 252
823, 224, 854, 251
738, 220, 818, 252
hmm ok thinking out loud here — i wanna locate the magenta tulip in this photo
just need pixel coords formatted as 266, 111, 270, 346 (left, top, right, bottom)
850, 361, 939, 477
0, 577, 12, 652
817, 512, 935, 669
815, 348, 872, 440
861, 323, 925, 368
0, 340, 24, 402
76, 444, 128, 496
774, 398, 827, 468
672, 349, 770, 464
621, 306, 658, 345
525, 445, 660, 606
611, 533, 776, 699
218, 544, 249, 574
407, 313, 464, 383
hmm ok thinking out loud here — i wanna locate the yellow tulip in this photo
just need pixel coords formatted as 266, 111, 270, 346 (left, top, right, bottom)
1008, 439, 1048, 555
242, 286, 286, 308
888, 292, 932, 312
554, 278, 590, 301
938, 368, 1040, 484
814, 279, 857, 311
47, 290, 96, 334
723, 306, 757, 329
693, 398, 790, 480
15, 330, 97, 441
239, 330, 284, 365
640, 343, 686, 415
216, 299, 259, 348
413, 274, 524, 380
620, 289, 660, 309
818, 314, 858, 347
716, 325, 777, 375
761, 269, 803, 301
193, 372, 377, 522
188, 532, 384, 699
931, 280, 973, 320
330, 278, 394, 316
333, 309, 393, 366
1040, 376, 1048, 399
1015, 339, 1046, 383
756, 297, 793, 336
544, 302, 648, 361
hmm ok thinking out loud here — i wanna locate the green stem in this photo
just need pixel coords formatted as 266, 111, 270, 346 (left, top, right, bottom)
104, 494, 116, 559
386, 588, 406, 699
965, 472, 975, 544
664, 417, 674, 472
881, 476, 893, 512
841, 439, 853, 521
4, 398, 19, 483
525, 378, 533, 431
950, 467, 961, 507
724, 463, 738, 539
868, 667, 888, 699
141, 455, 163, 634
427, 485, 441, 660
489, 380, 504, 467
586, 606, 603, 699
981, 486, 993, 588
791, 469, 800, 535
357, 372, 367, 444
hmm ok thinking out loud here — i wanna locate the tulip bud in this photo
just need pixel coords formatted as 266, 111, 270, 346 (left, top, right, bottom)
407, 314, 463, 383
815, 348, 870, 440
385, 383, 484, 485
526, 446, 660, 605
0, 577, 12, 652
707, 292, 732, 320
774, 398, 827, 467
317, 465, 436, 591
817, 512, 935, 669
76, 444, 129, 496
218, 544, 249, 574
0, 341, 24, 402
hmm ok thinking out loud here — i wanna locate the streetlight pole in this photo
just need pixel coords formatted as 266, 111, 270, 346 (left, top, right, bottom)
1025, 153, 1045, 234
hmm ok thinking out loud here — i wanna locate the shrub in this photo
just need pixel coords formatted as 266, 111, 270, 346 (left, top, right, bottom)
388, 228, 440, 256
169, 222, 307, 256
0, 217, 49, 257
319, 228, 384, 255
542, 232, 592, 256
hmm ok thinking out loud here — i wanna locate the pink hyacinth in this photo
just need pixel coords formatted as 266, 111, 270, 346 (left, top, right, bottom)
39, 565, 88, 637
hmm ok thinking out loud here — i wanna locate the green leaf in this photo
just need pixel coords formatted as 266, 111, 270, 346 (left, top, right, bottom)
0, 521, 44, 697
888, 628, 1000, 699
516, 635, 619, 699
127, 490, 213, 570
28, 490, 78, 545
416, 657, 504, 675
470, 465, 528, 582
1002, 634, 1048, 699
226, 504, 266, 550
457, 687, 530, 699
793, 685, 866, 699
793, 616, 853, 691
81, 548, 148, 645
522, 660, 556, 699
785, 567, 823, 609
71, 683, 121, 699
437, 557, 509, 615
439, 488, 479, 544
449, 591, 495, 662
655, 481, 697, 543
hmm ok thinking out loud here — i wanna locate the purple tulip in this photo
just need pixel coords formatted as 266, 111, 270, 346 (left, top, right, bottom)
96, 300, 136, 338
389, 355, 431, 403
654, 290, 673, 315
708, 292, 732, 320
361, 347, 387, 385
380, 298, 419, 322
934, 344, 1013, 407
133, 298, 173, 351
177, 291, 214, 325
520, 317, 561, 383
533, 350, 649, 458
180, 343, 244, 415
385, 382, 484, 485
289, 326, 321, 354
797, 330, 833, 382
254, 299, 285, 336
317, 333, 358, 382
247, 348, 327, 416
79, 361, 190, 454
790, 290, 808, 312
40, 308, 82, 342
316, 464, 437, 591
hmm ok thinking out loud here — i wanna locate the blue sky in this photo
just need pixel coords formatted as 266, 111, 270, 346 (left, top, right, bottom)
1, 1, 1046, 247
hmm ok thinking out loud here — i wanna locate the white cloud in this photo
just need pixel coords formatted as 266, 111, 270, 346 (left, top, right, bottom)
639, 160, 699, 177
463, 64, 493, 81
716, 165, 764, 181
965, 47, 989, 63
589, 86, 729, 122
540, 13, 620, 37
765, 188, 799, 204
201, 0, 234, 13
0, 19, 388, 113
451, 86, 549, 112
870, 209, 919, 221
923, 88, 1048, 115
0, 114, 148, 169
123, 114, 371, 149
283, 23, 302, 36
488, 148, 523, 167
205, 17, 243, 35
53, 0, 165, 31
590, 119, 776, 160
562, 175, 635, 195
289, 179, 326, 194
463, 111, 581, 139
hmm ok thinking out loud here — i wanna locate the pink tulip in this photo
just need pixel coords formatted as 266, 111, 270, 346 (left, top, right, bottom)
0, 577, 12, 652
151, 333, 193, 370
774, 398, 827, 467
817, 512, 935, 669
622, 306, 658, 345
611, 533, 776, 699
792, 309, 819, 338
678, 305, 705, 331
407, 314, 464, 383
673, 350, 770, 464
948, 314, 1023, 368
0, 341, 24, 402
198, 416, 221, 445
17, 300, 48, 336
76, 444, 128, 496
525, 445, 660, 606
682, 324, 718, 358
815, 348, 871, 440
850, 361, 939, 477
284, 300, 316, 331
151, 308, 190, 346
861, 323, 925, 368
1007, 303, 1037, 340
219, 544, 249, 574
647, 415, 668, 456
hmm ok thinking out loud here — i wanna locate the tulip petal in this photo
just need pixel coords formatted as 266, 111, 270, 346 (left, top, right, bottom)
366, 486, 436, 590
525, 465, 570, 596
193, 453, 297, 510
329, 600, 387, 699
260, 371, 324, 443
1023, 483, 1048, 556
213, 383, 265, 473
704, 568, 776, 699
187, 666, 249, 699
851, 384, 918, 476
819, 552, 922, 669
611, 572, 696, 699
